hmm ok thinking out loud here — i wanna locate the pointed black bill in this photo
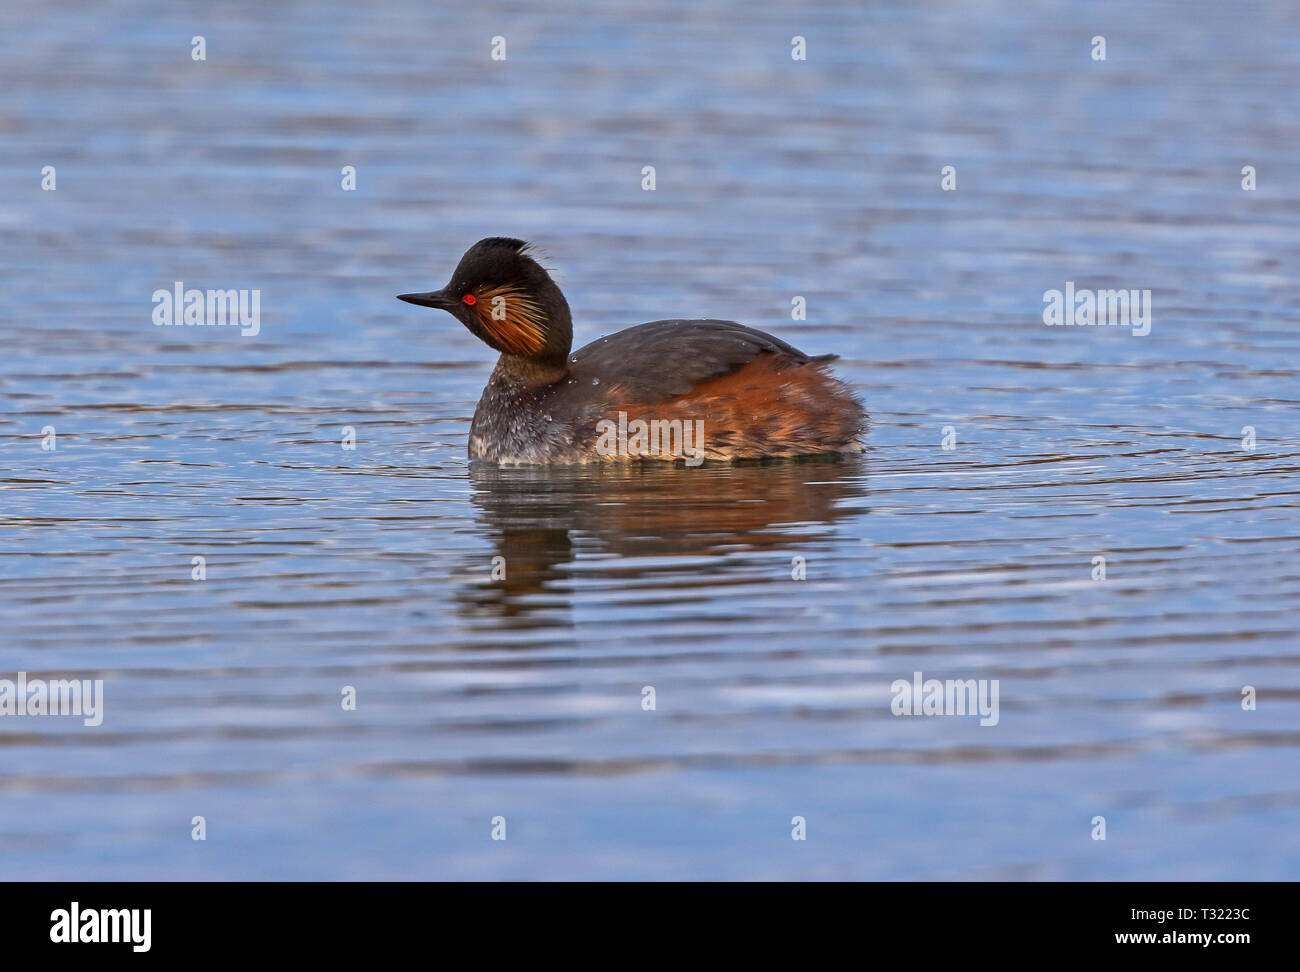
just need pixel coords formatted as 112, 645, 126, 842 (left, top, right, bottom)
396, 290, 453, 309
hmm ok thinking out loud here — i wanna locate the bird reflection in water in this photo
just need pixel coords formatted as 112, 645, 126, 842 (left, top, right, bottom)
455, 457, 867, 625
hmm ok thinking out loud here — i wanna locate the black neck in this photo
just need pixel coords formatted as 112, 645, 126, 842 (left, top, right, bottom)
491, 352, 567, 389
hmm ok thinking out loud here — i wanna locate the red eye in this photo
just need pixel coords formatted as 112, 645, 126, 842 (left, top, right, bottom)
462, 293, 476, 305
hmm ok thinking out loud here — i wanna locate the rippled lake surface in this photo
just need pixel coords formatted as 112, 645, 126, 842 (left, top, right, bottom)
2, 0, 1298, 879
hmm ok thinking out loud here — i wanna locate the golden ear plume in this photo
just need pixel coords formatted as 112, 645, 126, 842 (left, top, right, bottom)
474, 283, 548, 355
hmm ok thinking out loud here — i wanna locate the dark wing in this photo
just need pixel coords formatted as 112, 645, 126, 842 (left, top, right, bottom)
569, 319, 828, 400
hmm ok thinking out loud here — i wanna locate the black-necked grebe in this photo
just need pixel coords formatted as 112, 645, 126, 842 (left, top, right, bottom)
398, 237, 866, 464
